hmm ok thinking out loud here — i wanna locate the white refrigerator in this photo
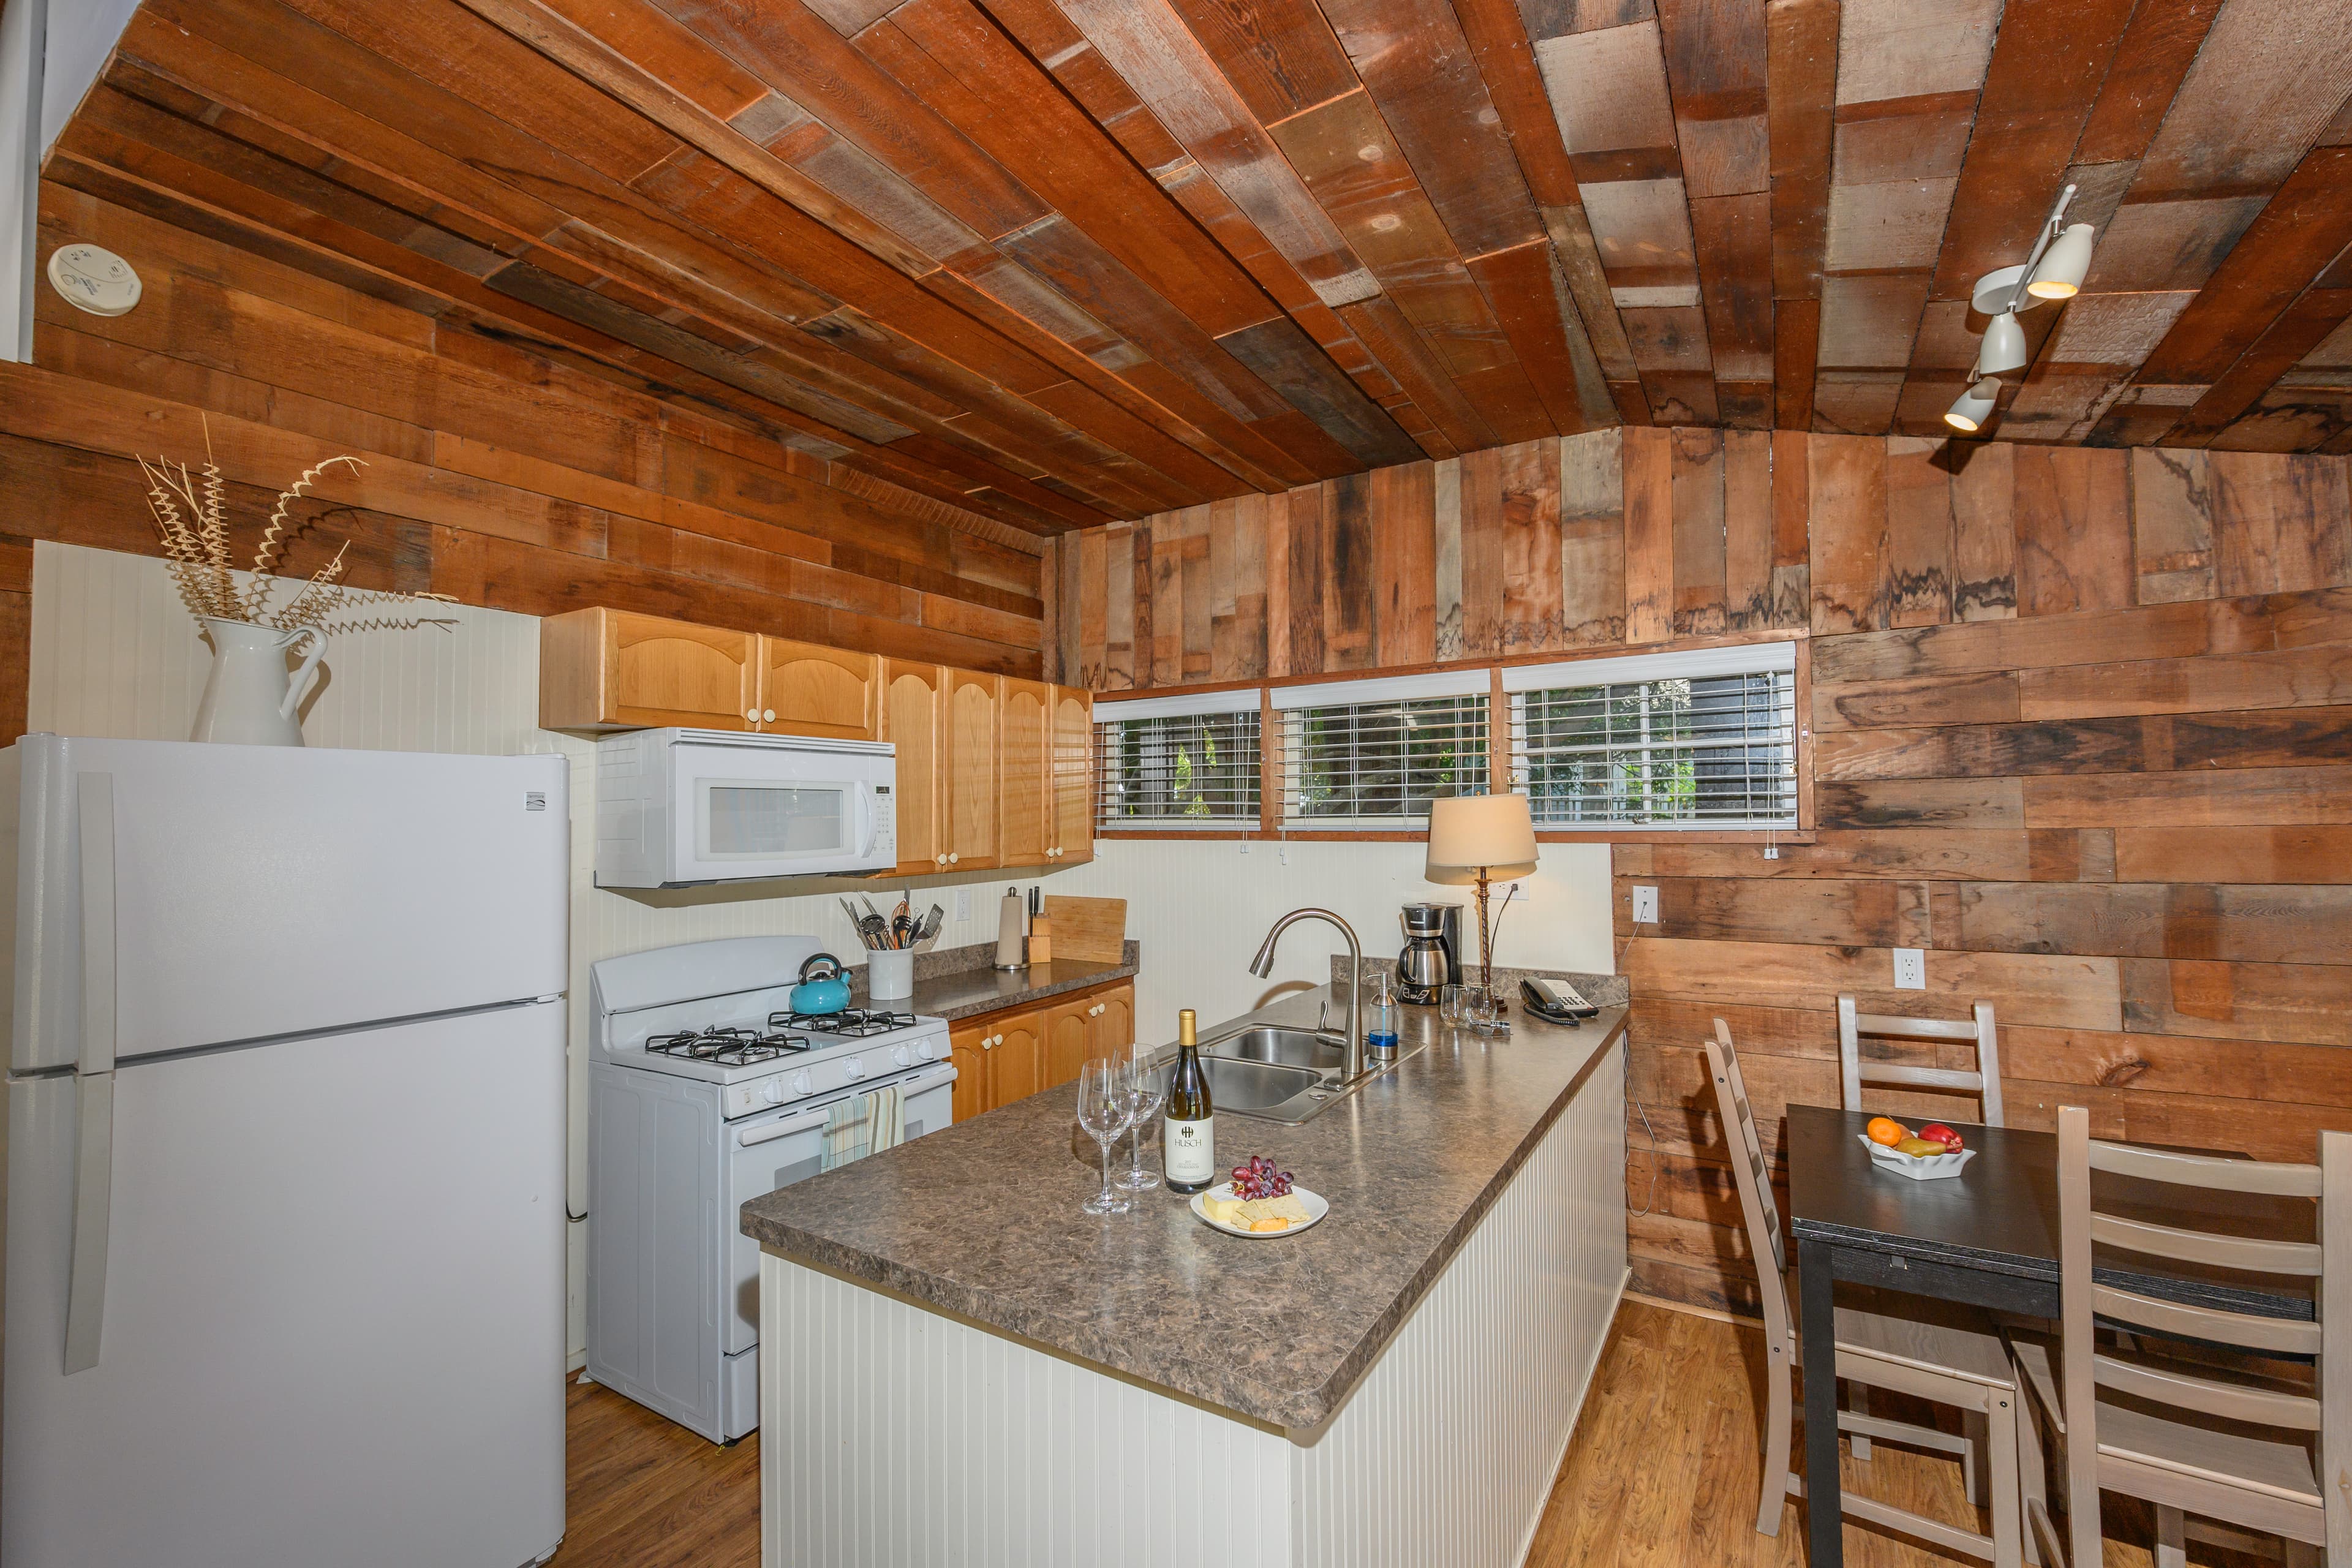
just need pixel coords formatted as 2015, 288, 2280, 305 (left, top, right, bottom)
0, 734, 571, 1568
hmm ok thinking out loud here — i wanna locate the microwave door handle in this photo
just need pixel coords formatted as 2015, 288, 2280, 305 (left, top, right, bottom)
67, 772, 119, 1374
856, 784, 880, 860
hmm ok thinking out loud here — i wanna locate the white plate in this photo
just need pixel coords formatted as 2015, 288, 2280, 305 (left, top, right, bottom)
1859, 1133, 1975, 1182
1189, 1182, 1330, 1238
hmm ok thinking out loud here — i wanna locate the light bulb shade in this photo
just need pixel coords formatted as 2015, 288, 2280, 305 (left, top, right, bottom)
1425, 792, 1539, 875
1975, 311, 2028, 377
2027, 224, 2094, 300
1943, 378, 2000, 433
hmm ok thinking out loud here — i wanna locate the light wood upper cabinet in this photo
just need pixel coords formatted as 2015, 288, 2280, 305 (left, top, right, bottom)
1050, 685, 1095, 867
1044, 998, 1093, 1090
756, 638, 880, 739
987, 1013, 1045, 1109
540, 608, 758, 731
879, 660, 946, 876
944, 670, 1000, 870
1000, 679, 1050, 869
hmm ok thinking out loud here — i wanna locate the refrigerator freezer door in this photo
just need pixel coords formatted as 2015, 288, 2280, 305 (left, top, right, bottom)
3, 1002, 567, 1568
9, 736, 569, 1072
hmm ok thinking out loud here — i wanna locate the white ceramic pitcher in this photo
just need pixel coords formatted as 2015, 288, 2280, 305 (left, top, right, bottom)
190, 618, 326, 747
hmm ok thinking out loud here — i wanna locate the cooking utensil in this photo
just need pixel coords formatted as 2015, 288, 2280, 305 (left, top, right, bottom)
916, 905, 943, 949
839, 897, 878, 950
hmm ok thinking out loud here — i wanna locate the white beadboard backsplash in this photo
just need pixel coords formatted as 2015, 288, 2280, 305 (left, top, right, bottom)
26, 540, 1615, 1359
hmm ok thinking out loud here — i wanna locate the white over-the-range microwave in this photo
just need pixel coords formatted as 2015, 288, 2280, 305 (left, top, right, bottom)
594, 728, 897, 888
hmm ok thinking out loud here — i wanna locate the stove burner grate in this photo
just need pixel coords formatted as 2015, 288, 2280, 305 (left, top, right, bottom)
768, 1008, 920, 1038
644, 1026, 811, 1067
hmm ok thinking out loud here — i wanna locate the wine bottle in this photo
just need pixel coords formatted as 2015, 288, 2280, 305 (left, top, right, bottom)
1161, 1008, 1215, 1194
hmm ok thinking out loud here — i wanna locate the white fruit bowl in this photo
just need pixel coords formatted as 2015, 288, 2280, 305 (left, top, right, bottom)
1859, 1134, 1975, 1182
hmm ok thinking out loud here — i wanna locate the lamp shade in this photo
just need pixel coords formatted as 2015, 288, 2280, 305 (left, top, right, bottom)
1425, 793, 1538, 874
1975, 311, 2027, 377
1944, 377, 2000, 433
2027, 224, 2095, 300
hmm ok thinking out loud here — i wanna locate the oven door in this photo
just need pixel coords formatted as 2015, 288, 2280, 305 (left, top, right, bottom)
723, 1064, 955, 1355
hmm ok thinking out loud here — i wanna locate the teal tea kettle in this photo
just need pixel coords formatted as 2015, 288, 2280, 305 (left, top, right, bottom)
790, 952, 853, 1016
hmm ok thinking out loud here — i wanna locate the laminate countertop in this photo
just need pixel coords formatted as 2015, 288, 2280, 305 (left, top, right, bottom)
848, 940, 1138, 1023
741, 986, 1627, 1430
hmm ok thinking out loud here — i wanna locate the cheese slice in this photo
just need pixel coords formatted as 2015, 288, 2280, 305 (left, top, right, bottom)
1200, 1193, 1248, 1226
1232, 1194, 1310, 1226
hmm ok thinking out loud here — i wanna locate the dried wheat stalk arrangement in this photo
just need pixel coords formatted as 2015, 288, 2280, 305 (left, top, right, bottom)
140, 428, 458, 636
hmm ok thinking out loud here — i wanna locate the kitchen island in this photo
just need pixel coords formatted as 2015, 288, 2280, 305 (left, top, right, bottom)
739, 985, 1629, 1568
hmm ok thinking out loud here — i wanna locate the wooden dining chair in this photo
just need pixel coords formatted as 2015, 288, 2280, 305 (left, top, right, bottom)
2005, 1107, 2348, 1568
1836, 997, 2007, 1468
1706, 1021, 2025, 1564
1838, 996, 2005, 1128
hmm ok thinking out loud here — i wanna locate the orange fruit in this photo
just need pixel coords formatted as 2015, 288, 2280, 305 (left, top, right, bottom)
1866, 1116, 1907, 1147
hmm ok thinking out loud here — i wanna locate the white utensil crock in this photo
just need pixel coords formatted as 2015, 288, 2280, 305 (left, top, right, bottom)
866, 949, 914, 1002
190, 618, 325, 747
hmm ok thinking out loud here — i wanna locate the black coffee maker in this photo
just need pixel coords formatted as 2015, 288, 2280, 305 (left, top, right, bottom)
1396, 903, 1463, 1005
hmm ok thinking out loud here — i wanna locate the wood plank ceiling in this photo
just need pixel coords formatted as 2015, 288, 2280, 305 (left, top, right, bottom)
45, 0, 2352, 536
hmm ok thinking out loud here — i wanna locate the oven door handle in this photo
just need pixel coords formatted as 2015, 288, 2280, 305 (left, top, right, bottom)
738, 1106, 835, 1147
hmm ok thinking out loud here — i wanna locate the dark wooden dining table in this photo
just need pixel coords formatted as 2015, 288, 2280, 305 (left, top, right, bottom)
1784, 1103, 2317, 1568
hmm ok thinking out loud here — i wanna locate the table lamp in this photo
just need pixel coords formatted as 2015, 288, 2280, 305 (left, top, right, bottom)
1425, 793, 1538, 992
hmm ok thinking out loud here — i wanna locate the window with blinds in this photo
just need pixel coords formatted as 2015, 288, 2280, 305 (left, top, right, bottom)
1275, 673, 1490, 827
1506, 644, 1798, 829
1094, 692, 1262, 830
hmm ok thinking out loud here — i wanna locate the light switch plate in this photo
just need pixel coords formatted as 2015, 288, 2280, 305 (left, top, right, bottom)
1631, 885, 1659, 924
1893, 948, 1926, 989
954, 888, 972, 921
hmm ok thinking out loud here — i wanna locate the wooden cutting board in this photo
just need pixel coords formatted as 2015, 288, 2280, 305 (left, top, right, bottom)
1043, 895, 1126, 965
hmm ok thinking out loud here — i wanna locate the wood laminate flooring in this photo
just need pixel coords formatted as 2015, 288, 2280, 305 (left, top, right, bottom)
548, 1300, 2258, 1567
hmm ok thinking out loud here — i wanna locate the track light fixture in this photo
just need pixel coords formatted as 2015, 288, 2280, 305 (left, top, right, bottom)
1948, 185, 2097, 436
1944, 379, 2000, 433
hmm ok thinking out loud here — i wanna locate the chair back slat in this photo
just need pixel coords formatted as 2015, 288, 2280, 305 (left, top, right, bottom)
2093, 1352, 2321, 1431
1703, 1022, 1791, 1349
2089, 1139, 2324, 1199
1838, 996, 2004, 1127
2092, 1212, 2323, 1275
2090, 1283, 2323, 1357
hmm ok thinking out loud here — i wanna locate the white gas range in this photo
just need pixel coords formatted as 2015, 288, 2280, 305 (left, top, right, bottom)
584, 936, 955, 1444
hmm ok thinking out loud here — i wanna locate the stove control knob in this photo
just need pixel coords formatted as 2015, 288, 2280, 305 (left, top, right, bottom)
843, 1057, 866, 1082
915, 1039, 937, 1062
790, 1070, 812, 1098
891, 1044, 911, 1068
762, 1079, 784, 1104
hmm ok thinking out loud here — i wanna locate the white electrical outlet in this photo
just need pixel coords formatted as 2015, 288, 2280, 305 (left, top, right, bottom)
1631, 885, 1659, 924
954, 888, 971, 921
1893, 948, 1926, 989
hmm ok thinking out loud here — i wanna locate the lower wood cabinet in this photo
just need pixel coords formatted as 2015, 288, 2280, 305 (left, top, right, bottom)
946, 978, 1135, 1121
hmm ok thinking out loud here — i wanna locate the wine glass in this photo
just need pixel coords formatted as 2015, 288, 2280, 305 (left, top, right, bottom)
1075, 1060, 1134, 1215
1115, 1046, 1164, 1191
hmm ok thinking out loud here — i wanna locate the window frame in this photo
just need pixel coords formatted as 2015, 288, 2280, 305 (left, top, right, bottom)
1090, 689, 1267, 835
1089, 633, 1814, 844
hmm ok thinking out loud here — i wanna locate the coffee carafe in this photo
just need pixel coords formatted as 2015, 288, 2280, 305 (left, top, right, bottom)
1397, 902, 1463, 1005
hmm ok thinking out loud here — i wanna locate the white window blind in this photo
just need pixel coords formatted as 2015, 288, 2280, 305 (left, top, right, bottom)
1278, 671, 1490, 826
1507, 643, 1797, 829
1095, 693, 1262, 831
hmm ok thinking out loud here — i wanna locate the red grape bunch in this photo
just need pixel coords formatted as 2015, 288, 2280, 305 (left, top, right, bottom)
1230, 1155, 1295, 1200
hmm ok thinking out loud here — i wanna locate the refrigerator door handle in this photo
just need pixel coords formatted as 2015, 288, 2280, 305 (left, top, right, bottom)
66, 771, 119, 1374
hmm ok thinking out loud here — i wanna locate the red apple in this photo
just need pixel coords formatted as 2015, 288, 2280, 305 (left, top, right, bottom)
1918, 1122, 1964, 1152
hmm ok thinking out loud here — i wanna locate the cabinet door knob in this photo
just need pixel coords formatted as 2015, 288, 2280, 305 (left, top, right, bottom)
764, 709, 777, 723
935, 854, 948, 866
745, 709, 760, 723
948, 853, 960, 864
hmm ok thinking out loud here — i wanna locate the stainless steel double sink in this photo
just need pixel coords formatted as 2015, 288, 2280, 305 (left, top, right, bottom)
1152, 1023, 1423, 1125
